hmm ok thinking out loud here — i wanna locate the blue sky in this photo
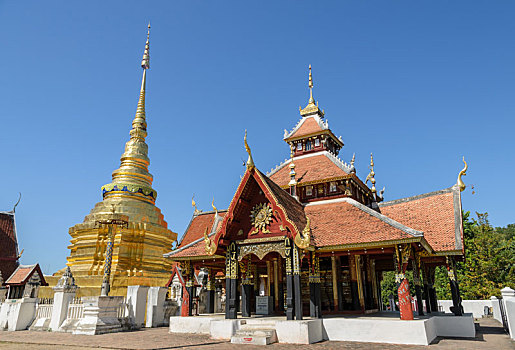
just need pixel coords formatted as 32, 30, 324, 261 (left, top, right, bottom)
0, 1, 513, 274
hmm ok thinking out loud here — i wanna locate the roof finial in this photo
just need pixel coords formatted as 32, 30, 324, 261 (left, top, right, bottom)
365, 153, 376, 194
349, 153, 356, 174
192, 194, 201, 216
211, 198, 218, 216
244, 130, 255, 169
12, 192, 21, 213
457, 156, 467, 192
308, 64, 314, 104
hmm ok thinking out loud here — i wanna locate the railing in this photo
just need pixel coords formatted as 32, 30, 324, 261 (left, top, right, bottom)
67, 302, 84, 319
37, 297, 54, 305
35, 304, 53, 319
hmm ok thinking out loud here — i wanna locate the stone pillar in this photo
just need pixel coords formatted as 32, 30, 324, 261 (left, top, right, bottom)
394, 245, 414, 320
293, 245, 303, 320
277, 258, 284, 313
227, 242, 238, 319
285, 238, 295, 320
331, 256, 339, 311
309, 252, 322, 318
411, 256, 424, 316
205, 269, 215, 314
49, 267, 79, 331
349, 255, 361, 311
145, 287, 167, 328
446, 256, 463, 316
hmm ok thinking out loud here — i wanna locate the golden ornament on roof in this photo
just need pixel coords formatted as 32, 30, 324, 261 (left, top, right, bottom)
250, 203, 272, 234
457, 156, 467, 192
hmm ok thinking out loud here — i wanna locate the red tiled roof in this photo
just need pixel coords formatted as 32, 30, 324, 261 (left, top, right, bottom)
269, 153, 348, 187
167, 239, 207, 258
5, 264, 48, 286
178, 211, 227, 249
305, 198, 422, 248
287, 116, 324, 139
379, 187, 462, 252
0, 212, 18, 280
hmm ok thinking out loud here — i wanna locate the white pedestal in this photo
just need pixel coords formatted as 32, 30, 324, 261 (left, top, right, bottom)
145, 287, 167, 328
49, 290, 76, 331
127, 285, 149, 328
0, 298, 37, 331
72, 296, 123, 335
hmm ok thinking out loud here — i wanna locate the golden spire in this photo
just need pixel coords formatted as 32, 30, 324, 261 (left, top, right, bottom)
300, 65, 324, 117
308, 64, 314, 104
244, 130, 255, 169
457, 156, 467, 192
101, 24, 156, 203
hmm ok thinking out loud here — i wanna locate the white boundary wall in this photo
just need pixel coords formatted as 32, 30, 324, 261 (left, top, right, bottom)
438, 300, 492, 318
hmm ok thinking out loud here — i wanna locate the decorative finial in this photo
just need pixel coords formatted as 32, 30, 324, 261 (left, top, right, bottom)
244, 130, 255, 169
211, 198, 218, 216
294, 217, 311, 249
12, 192, 21, 213
192, 194, 201, 216
141, 23, 150, 69
365, 153, 376, 194
350, 153, 355, 167
308, 64, 314, 104
204, 227, 217, 255
457, 156, 468, 192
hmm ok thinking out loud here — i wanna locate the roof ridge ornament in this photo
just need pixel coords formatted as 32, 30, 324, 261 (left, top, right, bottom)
457, 156, 467, 192
192, 194, 202, 216
244, 130, 255, 169
294, 216, 311, 249
366, 153, 377, 195
203, 227, 216, 255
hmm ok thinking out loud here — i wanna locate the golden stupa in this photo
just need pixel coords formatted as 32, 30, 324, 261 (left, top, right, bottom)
43, 25, 177, 297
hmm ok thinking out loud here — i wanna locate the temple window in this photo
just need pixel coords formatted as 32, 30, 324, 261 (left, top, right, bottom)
297, 143, 302, 151
315, 138, 320, 147
306, 186, 313, 196
305, 141, 312, 151
330, 181, 337, 192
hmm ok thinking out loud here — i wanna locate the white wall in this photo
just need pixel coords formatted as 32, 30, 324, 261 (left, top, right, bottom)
438, 300, 492, 318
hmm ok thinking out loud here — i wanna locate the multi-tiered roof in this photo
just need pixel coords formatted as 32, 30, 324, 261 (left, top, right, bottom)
167, 66, 465, 261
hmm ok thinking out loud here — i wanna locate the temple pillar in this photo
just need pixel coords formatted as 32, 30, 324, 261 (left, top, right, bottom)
331, 256, 339, 311
182, 261, 194, 317
446, 256, 463, 316
205, 268, 215, 314
355, 255, 365, 310
240, 258, 252, 317
363, 256, 374, 310
293, 245, 303, 320
394, 245, 414, 320
427, 266, 438, 313
411, 254, 424, 316
285, 238, 295, 320
421, 262, 432, 313
227, 242, 238, 319
349, 255, 361, 310
273, 259, 279, 311
370, 259, 379, 309
277, 258, 284, 313
225, 250, 231, 319
309, 252, 322, 318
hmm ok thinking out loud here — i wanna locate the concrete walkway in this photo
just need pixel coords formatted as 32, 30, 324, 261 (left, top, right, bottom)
0, 318, 512, 349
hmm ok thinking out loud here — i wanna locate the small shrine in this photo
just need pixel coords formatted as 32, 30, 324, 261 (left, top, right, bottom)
4, 264, 47, 300
165, 65, 467, 322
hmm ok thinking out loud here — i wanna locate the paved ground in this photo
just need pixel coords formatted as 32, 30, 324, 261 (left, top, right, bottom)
0, 318, 513, 349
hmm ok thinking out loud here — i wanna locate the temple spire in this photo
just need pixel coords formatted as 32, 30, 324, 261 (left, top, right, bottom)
308, 64, 314, 104
102, 24, 156, 203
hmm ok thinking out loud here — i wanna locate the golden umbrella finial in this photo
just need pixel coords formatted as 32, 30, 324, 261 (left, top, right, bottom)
457, 156, 468, 192
141, 22, 150, 69
365, 153, 377, 194
244, 130, 255, 169
308, 64, 315, 104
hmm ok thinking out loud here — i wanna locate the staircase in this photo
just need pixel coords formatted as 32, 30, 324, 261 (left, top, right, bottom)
231, 320, 278, 345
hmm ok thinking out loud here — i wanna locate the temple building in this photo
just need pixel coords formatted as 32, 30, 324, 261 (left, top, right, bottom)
44, 25, 177, 297
165, 66, 467, 321
0, 207, 21, 284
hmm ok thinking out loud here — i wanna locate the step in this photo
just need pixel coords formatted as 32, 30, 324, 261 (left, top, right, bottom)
239, 323, 276, 330
231, 328, 277, 345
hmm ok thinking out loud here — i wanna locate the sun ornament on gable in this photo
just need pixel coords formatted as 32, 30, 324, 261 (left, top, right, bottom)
250, 203, 273, 234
